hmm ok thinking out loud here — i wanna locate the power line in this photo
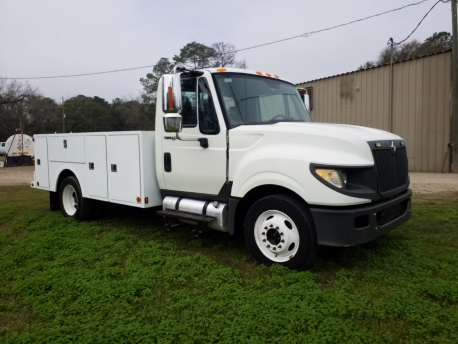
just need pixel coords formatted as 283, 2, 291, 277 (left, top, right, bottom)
1, 64, 157, 80
394, 0, 450, 45
233, 0, 433, 53
1, 0, 436, 80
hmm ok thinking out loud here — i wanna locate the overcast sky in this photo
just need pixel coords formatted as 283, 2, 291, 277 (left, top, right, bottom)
0, 0, 453, 103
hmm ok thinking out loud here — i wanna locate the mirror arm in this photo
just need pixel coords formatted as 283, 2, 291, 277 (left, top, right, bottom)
164, 133, 209, 148
164, 133, 196, 141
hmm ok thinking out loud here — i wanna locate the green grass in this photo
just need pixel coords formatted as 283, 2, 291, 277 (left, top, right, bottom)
0, 186, 457, 343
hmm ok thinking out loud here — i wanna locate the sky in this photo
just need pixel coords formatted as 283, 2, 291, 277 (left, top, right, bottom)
0, 0, 453, 103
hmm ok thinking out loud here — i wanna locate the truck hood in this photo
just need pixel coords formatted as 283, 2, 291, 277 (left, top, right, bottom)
230, 122, 403, 166
273, 122, 401, 141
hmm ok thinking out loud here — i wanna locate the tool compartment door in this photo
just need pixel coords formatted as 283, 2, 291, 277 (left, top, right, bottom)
48, 136, 85, 163
107, 134, 141, 204
85, 135, 108, 198
34, 137, 49, 188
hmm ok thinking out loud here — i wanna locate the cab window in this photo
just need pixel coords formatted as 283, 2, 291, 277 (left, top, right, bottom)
180, 78, 197, 127
198, 78, 219, 135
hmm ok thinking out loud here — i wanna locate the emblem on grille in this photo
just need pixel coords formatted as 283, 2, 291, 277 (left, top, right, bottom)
391, 141, 396, 154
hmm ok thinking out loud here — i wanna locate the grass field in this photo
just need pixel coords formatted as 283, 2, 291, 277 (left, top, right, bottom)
0, 186, 457, 343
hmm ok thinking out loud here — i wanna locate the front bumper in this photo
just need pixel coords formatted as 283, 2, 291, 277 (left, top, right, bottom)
310, 189, 412, 247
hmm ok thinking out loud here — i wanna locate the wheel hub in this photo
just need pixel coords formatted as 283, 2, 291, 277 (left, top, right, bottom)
254, 210, 300, 262
266, 228, 281, 245
62, 184, 78, 216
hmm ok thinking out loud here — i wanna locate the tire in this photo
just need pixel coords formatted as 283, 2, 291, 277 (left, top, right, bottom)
59, 176, 93, 221
244, 194, 319, 270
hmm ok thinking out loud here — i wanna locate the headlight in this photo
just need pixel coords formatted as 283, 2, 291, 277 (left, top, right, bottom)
315, 169, 346, 188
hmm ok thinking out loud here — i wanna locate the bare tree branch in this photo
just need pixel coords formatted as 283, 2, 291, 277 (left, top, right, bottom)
0, 79, 37, 105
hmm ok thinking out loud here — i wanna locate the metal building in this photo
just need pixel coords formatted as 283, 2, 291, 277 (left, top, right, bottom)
297, 50, 453, 172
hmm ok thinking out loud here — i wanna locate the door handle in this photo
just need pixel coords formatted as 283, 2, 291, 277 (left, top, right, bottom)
198, 138, 208, 148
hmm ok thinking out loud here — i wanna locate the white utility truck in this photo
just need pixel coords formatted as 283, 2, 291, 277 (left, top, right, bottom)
31, 67, 411, 270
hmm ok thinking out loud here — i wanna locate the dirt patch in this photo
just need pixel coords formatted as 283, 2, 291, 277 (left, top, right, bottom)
0, 166, 34, 186
409, 173, 458, 194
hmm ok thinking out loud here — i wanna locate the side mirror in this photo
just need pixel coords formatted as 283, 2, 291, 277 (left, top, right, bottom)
297, 88, 310, 112
163, 113, 182, 133
163, 74, 182, 112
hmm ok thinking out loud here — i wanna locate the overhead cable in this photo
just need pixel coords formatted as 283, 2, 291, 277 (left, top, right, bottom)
394, 0, 449, 45
233, 0, 433, 53
1, 0, 435, 80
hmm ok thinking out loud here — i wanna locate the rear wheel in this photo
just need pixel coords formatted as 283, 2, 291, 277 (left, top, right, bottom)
244, 194, 319, 270
59, 176, 93, 220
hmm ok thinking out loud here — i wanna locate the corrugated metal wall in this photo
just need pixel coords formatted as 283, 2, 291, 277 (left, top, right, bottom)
297, 51, 452, 172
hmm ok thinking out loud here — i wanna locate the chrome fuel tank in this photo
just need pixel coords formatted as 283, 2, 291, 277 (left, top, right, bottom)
163, 196, 228, 232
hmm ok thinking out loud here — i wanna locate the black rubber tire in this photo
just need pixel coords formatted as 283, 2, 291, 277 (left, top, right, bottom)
59, 176, 93, 221
244, 194, 319, 270
90, 200, 107, 220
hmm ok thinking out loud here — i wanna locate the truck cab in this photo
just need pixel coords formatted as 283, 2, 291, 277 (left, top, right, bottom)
32, 67, 411, 270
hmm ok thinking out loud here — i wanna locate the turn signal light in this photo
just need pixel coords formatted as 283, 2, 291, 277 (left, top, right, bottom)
315, 169, 345, 188
136, 197, 141, 203
145, 197, 149, 204
168, 87, 173, 110
37, 182, 39, 186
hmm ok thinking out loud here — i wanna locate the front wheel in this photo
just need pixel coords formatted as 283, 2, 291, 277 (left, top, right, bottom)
244, 194, 319, 270
59, 176, 93, 221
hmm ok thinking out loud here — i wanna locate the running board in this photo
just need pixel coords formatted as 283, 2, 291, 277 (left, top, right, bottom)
157, 209, 216, 223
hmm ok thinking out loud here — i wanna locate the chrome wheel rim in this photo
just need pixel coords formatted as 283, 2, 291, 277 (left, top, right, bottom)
62, 184, 78, 216
254, 210, 300, 263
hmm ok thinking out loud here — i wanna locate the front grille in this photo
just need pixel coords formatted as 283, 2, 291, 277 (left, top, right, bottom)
373, 147, 408, 193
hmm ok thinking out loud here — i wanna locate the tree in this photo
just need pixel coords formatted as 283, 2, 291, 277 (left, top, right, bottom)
359, 32, 452, 70
0, 79, 36, 105
0, 79, 41, 140
212, 42, 248, 68
139, 57, 173, 102
212, 42, 236, 67
0, 92, 59, 140
173, 42, 216, 69
419, 31, 452, 55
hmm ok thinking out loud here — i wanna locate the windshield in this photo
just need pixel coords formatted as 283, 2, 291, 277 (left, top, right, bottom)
214, 74, 311, 128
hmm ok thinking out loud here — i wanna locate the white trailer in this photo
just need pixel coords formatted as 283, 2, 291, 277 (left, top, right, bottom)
32, 67, 411, 270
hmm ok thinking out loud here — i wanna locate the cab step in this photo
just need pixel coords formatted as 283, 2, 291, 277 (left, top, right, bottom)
157, 209, 216, 223
157, 209, 215, 237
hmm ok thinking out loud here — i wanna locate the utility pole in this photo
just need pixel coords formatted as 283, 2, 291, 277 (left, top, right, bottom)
388, 38, 395, 133
452, 0, 458, 172
62, 97, 66, 133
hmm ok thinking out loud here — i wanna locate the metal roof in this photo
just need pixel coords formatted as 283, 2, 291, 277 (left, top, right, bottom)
296, 49, 452, 85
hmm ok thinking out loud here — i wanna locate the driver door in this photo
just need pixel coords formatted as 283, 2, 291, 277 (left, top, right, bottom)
161, 75, 227, 195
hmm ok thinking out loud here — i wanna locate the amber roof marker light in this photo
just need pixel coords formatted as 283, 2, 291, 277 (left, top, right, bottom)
255, 71, 262, 75
217, 68, 227, 72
